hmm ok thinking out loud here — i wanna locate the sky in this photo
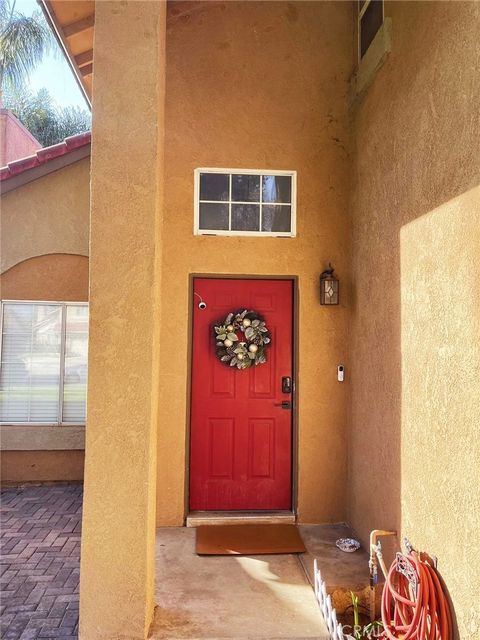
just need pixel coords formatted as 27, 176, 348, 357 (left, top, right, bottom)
15, 0, 89, 111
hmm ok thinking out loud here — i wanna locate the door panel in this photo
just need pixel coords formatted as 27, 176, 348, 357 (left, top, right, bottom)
189, 278, 293, 511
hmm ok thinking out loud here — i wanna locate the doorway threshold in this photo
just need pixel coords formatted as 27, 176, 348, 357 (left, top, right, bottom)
186, 510, 296, 527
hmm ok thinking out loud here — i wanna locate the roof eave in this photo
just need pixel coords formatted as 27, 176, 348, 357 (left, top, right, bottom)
37, 0, 92, 109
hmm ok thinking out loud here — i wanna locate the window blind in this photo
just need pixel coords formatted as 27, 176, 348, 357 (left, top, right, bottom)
62, 305, 88, 423
0, 302, 88, 424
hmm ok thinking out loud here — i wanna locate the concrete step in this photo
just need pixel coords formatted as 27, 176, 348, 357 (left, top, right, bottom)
186, 510, 296, 527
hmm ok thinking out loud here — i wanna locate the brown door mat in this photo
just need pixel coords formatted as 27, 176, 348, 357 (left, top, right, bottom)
196, 523, 306, 555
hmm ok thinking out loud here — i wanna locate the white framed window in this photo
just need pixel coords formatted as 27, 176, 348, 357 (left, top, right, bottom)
358, 0, 384, 60
194, 168, 296, 237
0, 301, 89, 425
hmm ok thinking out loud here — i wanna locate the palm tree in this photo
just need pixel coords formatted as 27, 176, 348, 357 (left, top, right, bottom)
0, 0, 53, 103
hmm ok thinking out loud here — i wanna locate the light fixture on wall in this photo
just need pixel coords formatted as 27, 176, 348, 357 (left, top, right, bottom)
320, 263, 339, 305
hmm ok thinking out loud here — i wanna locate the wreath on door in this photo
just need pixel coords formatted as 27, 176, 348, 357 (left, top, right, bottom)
213, 309, 271, 369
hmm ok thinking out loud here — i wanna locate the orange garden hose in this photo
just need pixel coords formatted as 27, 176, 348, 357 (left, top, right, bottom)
381, 550, 452, 640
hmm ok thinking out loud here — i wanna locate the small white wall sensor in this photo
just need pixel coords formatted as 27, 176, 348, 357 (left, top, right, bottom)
337, 365, 345, 382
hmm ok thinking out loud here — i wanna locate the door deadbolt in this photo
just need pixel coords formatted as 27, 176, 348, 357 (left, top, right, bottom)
282, 377, 292, 394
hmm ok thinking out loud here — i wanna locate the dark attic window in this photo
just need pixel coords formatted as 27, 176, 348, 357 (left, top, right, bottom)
359, 0, 384, 59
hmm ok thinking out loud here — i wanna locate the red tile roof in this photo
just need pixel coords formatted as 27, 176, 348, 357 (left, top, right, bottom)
0, 131, 91, 181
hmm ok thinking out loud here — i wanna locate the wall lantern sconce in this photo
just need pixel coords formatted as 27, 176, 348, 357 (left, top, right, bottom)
320, 263, 339, 305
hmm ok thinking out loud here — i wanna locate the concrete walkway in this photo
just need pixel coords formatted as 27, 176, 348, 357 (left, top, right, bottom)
0, 484, 365, 640
152, 527, 329, 640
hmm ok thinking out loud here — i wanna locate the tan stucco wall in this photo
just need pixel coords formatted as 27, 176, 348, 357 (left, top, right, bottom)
80, 1, 166, 638
0, 106, 89, 488
157, 1, 354, 526
348, 2, 480, 637
1, 451, 85, 483
1, 157, 90, 273
0, 255, 88, 485
1, 425, 85, 450
401, 188, 480, 639
0, 254, 89, 301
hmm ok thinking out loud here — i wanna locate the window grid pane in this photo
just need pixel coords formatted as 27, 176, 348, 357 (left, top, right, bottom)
262, 205, 292, 233
231, 174, 261, 202
199, 203, 229, 230
231, 204, 260, 231
198, 171, 294, 234
0, 302, 88, 425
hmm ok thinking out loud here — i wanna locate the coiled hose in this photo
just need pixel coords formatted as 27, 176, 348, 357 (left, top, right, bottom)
381, 550, 452, 639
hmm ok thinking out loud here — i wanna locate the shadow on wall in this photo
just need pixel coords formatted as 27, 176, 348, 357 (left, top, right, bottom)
348, 2, 480, 637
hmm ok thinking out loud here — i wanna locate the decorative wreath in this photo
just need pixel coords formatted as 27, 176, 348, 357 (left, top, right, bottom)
213, 309, 271, 369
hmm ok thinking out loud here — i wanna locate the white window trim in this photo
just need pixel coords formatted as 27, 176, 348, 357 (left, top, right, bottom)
0, 299, 88, 427
194, 168, 297, 237
358, 0, 385, 62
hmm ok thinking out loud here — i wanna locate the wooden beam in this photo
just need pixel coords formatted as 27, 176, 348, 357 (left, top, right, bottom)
75, 49, 94, 67
63, 14, 94, 38
80, 63, 93, 77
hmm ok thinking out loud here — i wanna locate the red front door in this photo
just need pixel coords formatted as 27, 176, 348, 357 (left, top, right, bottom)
189, 278, 294, 511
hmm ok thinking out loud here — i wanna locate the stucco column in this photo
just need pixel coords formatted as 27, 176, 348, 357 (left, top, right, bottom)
79, 2, 165, 639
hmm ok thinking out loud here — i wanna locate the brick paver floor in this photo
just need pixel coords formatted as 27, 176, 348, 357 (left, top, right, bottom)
0, 484, 82, 640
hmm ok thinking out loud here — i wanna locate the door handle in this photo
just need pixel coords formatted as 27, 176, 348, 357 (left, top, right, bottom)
274, 401, 291, 409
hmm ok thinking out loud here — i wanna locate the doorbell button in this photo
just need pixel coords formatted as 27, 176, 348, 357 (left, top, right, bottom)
337, 365, 344, 382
